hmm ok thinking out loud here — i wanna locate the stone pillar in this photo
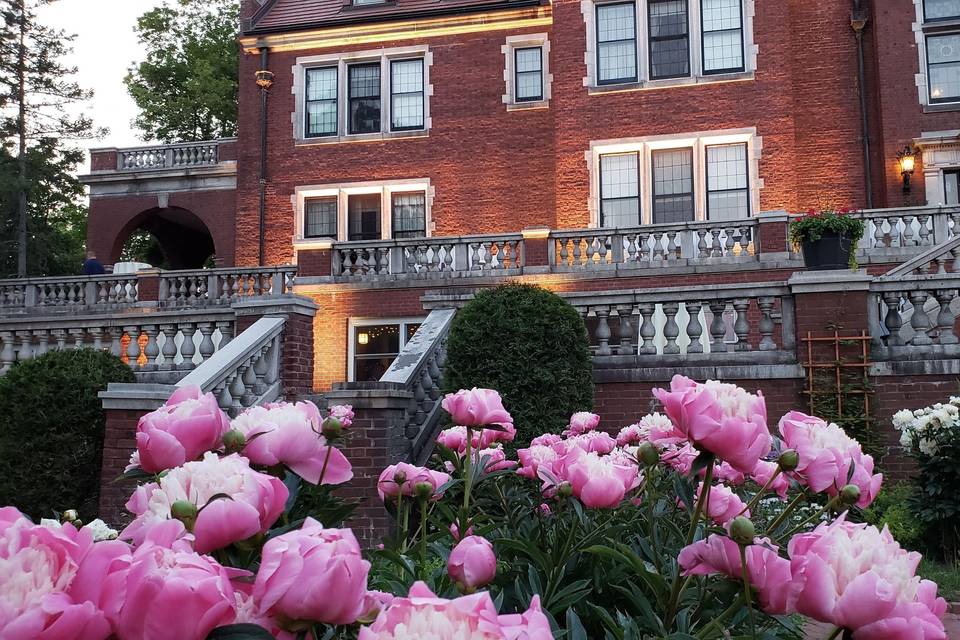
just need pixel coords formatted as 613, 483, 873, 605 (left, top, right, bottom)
295, 241, 334, 278
787, 270, 874, 345
755, 210, 792, 261
135, 268, 162, 306
324, 383, 415, 546
521, 226, 551, 273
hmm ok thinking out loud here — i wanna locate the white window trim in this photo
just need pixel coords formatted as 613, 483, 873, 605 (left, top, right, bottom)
292, 45, 434, 144
501, 33, 553, 110
917, 131, 960, 205
348, 317, 427, 382
292, 179, 435, 252
581, 0, 756, 92
585, 127, 762, 227
913, 0, 960, 108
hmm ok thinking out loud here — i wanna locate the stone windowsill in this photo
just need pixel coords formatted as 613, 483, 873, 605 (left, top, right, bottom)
295, 129, 429, 147
587, 71, 754, 95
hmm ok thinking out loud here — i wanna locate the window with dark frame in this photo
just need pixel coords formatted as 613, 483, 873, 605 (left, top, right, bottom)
596, 2, 638, 84
701, 0, 744, 74
347, 193, 382, 240
706, 143, 750, 221
599, 152, 641, 228
304, 197, 338, 238
390, 59, 424, 131
514, 46, 544, 101
352, 322, 421, 382
348, 63, 381, 134
927, 33, 960, 102
305, 67, 338, 137
648, 0, 690, 80
652, 148, 694, 224
391, 192, 427, 239
946, 169, 960, 205
925, 0, 960, 21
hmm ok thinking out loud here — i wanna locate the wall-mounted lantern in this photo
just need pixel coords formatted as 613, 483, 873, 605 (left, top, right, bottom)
897, 145, 918, 194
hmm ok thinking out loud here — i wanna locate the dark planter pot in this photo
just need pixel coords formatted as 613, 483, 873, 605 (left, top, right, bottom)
801, 231, 855, 270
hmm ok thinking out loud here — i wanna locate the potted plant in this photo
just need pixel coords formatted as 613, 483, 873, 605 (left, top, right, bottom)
789, 207, 865, 270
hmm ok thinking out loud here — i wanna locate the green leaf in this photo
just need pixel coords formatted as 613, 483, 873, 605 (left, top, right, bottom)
206, 624, 276, 640
565, 608, 588, 640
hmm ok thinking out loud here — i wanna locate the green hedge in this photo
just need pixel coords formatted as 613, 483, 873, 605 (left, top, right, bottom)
0, 349, 134, 520
442, 283, 593, 444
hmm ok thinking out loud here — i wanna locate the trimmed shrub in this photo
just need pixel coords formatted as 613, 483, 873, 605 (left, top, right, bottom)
0, 349, 134, 520
442, 283, 593, 444
862, 483, 925, 550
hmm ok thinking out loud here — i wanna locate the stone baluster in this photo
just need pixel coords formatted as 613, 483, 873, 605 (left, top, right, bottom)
412, 371, 427, 425
935, 289, 959, 345
732, 299, 752, 351
918, 215, 932, 245
572, 238, 582, 266
443, 244, 455, 272
697, 230, 709, 258
143, 326, 160, 370
34, 329, 50, 357
125, 326, 142, 368
903, 216, 916, 246
241, 358, 258, 406
253, 344, 270, 395
51, 329, 68, 352
160, 325, 178, 369
594, 307, 612, 356
686, 302, 704, 353
557, 239, 569, 266
710, 229, 723, 257
738, 227, 752, 255
723, 229, 736, 256
662, 302, 681, 354
420, 363, 437, 415
0, 332, 14, 373
757, 297, 777, 350
882, 292, 904, 346
667, 232, 680, 259
908, 291, 934, 345
638, 303, 657, 355
709, 302, 729, 353
179, 323, 197, 369
105, 328, 121, 358
15, 331, 32, 362
216, 379, 234, 413
617, 304, 635, 355
217, 321, 233, 349
198, 322, 216, 362
87, 327, 103, 352
228, 369, 246, 413
69, 328, 86, 350
636, 233, 650, 261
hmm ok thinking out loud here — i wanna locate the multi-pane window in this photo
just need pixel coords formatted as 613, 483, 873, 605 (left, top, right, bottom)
946, 170, 960, 205
352, 321, 422, 382
515, 47, 544, 101
597, 3, 638, 84
652, 148, 694, 223
348, 63, 381, 134
927, 34, 960, 102
391, 59, 424, 131
701, 0, 744, 73
648, 0, 690, 79
392, 192, 427, 238
353, 0, 385, 4
347, 193, 382, 241
706, 143, 749, 220
305, 68, 337, 137
304, 197, 338, 238
925, 0, 960, 20
600, 153, 641, 228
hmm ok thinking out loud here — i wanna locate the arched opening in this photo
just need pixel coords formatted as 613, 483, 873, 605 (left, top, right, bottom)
112, 207, 217, 270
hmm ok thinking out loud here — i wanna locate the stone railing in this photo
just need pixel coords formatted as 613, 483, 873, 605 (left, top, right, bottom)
0, 275, 138, 313
870, 272, 960, 359
380, 308, 455, 463
177, 316, 285, 415
551, 219, 757, 270
0, 310, 234, 377
880, 235, 960, 278
159, 266, 297, 307
562, 282, 795, 362
853, 205, 960, 258
332, 234, 523, 278
117, 140, 222, 171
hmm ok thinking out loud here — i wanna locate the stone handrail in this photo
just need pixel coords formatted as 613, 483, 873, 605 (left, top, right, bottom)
852, 205, 960, 255
0, 274, 138, 313
332, 234, 523, 278
380, 308, 455, 463
117, 140, 222, 171
879, 235, 960, 279
159, 266, 297, 307
177, 316, 285, 416
561, 282, 796, 362
551, 219, 758, 270
869, 272, 960, 358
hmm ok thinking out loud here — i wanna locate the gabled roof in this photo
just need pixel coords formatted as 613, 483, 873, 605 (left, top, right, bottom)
246, 0, 543, 34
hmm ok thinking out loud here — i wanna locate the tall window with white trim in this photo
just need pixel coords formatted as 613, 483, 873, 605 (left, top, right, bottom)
600, 153, 641, 227
391, 59, 424, 130
351, 321, 422, 382
652, 148, 694, 223
925, 0, 960, 20
305, 68, 338, 138
515, 47, 544, 101
706, 143, 749, 220
928, 34, 960, 103
945, 169, 960, 205
391, 192, 427, 238
348, 64, 381, 134
304, 197, 338, 238
347, 194, 382, 241
597, 3, 638, 84
701, 0, 744, 74
648, 0, 690, 80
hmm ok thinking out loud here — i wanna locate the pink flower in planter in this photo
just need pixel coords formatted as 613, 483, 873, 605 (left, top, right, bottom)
441, 388, 513, 428
122, 452, 288, 553
253, 517, 370, 626
679, 533, 792, 615
564, 447, 640, 509
652, 376, 772, 473
376, 463, 451, 502
698, 482, 749, 526
787, 514, 947, 638
566, 430, 617, 455
448, 536, 497, 590
328, 403, 355, 428
134, 385, 230, 473
232, 401, 353, 485
778, 411, 882, 508
750, 459, 790, 499
563, 411, 600, 436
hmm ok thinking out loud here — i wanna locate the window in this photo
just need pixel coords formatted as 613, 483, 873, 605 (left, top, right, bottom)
304, 197, 338, 238
597, 3, 638, 84
649, 0, 690, 79
347, 194, 382, 241
348, 63, 381, 134
391, 59, 424, 130
706, 143, 749, 220
946, 169, 960, 205
600, 153, 641, 227
652, 148, 694, 223
392, 192, 427, 238
925, 0, 960, 21
351, 320, 422, 382
515, 47, 544, 101
701, 0, 744, 73
305, 68, 337, 138
927, 34, 960, 102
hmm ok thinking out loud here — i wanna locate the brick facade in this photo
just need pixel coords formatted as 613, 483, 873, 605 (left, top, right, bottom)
98, 409, 141, 526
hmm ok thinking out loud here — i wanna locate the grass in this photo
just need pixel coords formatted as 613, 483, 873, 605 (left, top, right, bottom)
921, 558, 960, 602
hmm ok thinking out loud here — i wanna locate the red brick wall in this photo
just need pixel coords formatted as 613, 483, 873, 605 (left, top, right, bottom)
99, 409, 141, 526
90, 149, 118, 172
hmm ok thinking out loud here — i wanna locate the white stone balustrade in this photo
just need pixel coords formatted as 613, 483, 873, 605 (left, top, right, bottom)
0, 275, 138, 313
870, 275, 960, 357
852, 206, 960, 257
118, 140, 221, 171
333, 235, 523, 278
159, 267, 296, 307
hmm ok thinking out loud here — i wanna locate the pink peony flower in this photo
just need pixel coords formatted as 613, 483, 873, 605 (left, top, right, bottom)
122, 452, 288, 553
564, 447, 641, 509
231, 401, 353, 485
496, 595, 553, 640
449, 522, 475, 542
253, 517, 370, 626
652, 376, 772, 473
441, 388, 513, 428
615, 413, 682, 448
563, 411, 600, 436
448, 536, 497, 590
359, 591, 396, 623
566, 430, 617, 455
750, 459, 790, 499
516, 444, 561, 481
377, 463, 451, 502
134, 385, 230, 473
231, 587, 294, 640
699, 482, 749, 525
787, 514, 947, 638
662, 442, 699, 475
358, 582, 503, 639
530, 433, 563, 447
536, 503, 551, 516
328, 403, 355, 428
457, 445, 517, 474
778, 411, 882, 508
437, 426, 471, 454
712, 461, 746, 486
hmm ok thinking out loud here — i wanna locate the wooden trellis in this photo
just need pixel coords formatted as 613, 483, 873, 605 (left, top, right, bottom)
800, 330, 873, 424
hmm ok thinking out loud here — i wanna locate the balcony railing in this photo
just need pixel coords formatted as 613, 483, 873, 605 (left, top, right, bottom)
117, 140, 223, 171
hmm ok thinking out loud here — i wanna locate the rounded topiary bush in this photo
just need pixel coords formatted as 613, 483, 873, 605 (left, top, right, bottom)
0, 348, 134, 520
442, 283, 593, 444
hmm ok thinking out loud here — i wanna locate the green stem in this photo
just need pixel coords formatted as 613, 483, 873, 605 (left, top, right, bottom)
825, 626, 845, 640
694, 592, 747, 639
317, 444, 334, 487
777, 499, 834, 542
668, 464, 715, 627
766, 491, 807, 535
462, 427, 474, 519
738, 543, 755, 637
646, 466, 661, 573
418, 497, 429, 567
739, 465, 783, 515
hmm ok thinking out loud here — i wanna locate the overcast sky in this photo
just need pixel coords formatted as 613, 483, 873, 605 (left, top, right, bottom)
37, 0, 167, 171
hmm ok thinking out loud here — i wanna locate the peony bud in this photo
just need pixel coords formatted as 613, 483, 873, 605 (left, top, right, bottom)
170, 500, 198, 531
413, 481, 434, 501
558, 481, 573, 499
222, 429, 246, 453
638, 442, 660, 466
777, 449, 799, 472
729, 516, 756, 546
839, 484, 861, 505
321, 417, 343, 441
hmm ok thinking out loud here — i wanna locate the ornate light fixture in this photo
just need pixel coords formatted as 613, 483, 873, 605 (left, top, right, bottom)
897, 145, 918, 194
255, 70, 275, 91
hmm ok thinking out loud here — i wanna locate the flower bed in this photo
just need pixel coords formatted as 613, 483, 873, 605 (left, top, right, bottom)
0, 378, 950, 639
